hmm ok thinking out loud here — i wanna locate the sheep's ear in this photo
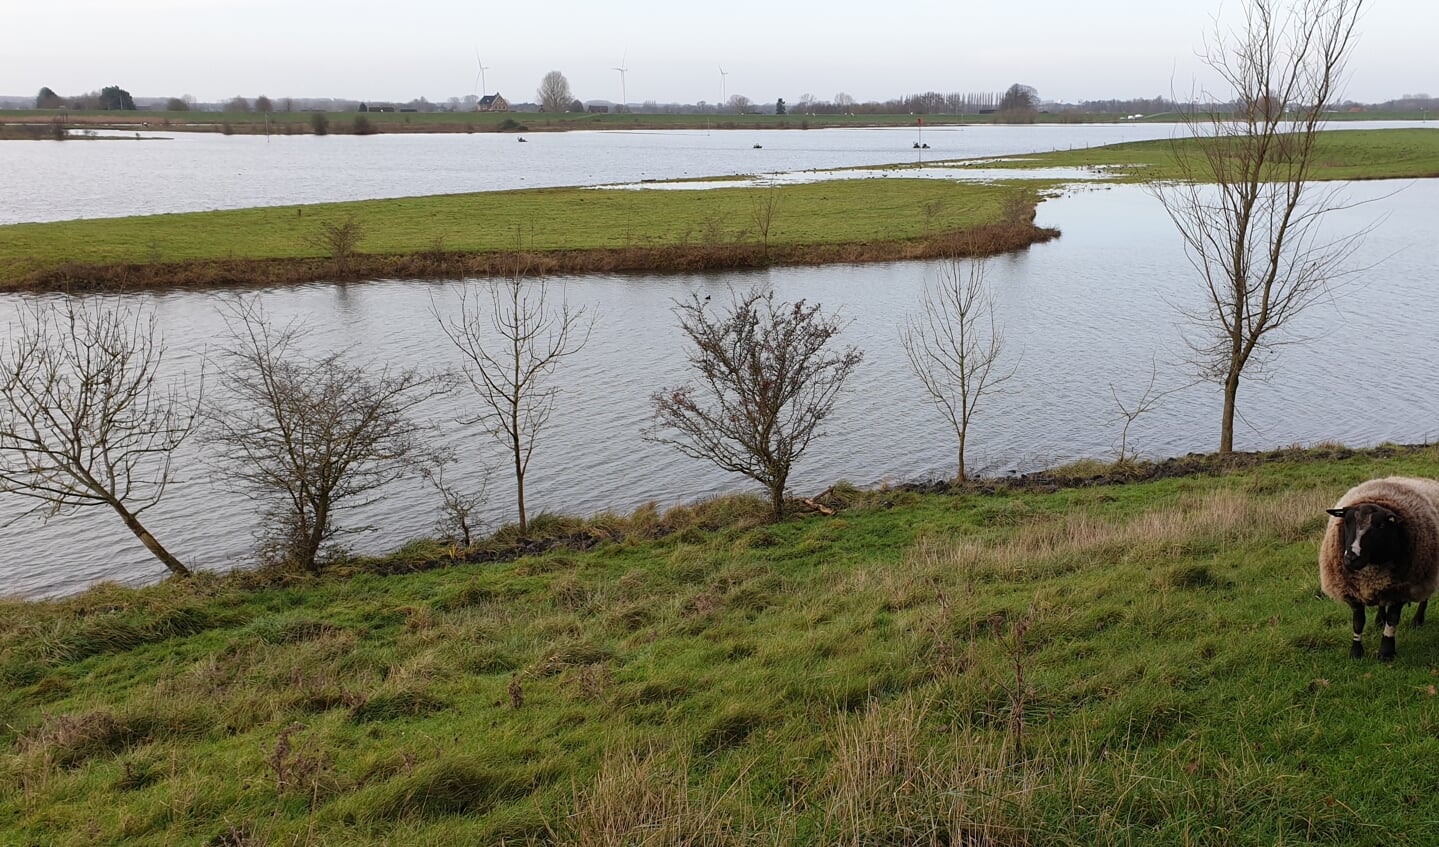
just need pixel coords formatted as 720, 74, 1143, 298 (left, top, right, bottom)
1326, 508, 1346, 518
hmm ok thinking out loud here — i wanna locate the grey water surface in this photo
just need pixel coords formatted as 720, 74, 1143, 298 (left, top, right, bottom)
2, 177, 1436, 598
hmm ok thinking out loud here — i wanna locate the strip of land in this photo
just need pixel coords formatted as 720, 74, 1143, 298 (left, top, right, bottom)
2, 127, 1437, 291
5, 443, 1439, 844
3, 107, 1432, 137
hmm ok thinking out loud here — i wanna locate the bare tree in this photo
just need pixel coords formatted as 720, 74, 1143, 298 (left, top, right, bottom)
420, 449, 490, 547
207, 302, 444, 572
1154, 0, 1366, 454
0, 297, 199, 577
726, 93, 752, 114
1108, 359, 1189, 464
649, 288, 864, 521
900, 257, 1015, 483
537, 71, 573, 114
749, 182, 783, 256
435, 259, 591, 534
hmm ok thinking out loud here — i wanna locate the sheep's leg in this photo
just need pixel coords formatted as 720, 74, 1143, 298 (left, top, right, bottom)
1350, 603, 1366, 659
1379, 603, 1403, 661
1415, 600, 1428, 627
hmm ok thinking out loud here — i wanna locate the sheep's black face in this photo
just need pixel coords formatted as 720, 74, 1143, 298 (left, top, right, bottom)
1327, 504, 1406, 571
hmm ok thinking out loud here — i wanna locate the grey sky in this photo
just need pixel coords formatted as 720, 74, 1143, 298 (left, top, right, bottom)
3, 0, 1431, 105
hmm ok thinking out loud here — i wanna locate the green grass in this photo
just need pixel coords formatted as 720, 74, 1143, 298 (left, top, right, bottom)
0, 179, 1030, 286
988, 126, 1439, 182
7, 446, 1439, 844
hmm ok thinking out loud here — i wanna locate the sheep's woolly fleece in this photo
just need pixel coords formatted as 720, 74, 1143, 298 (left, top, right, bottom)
1320, 476, 1439, 605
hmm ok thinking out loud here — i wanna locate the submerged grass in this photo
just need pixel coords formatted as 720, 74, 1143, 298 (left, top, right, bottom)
7, 446, 1439, 843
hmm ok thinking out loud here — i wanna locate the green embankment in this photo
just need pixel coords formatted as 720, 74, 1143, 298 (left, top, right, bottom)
6, 446, 1439, 844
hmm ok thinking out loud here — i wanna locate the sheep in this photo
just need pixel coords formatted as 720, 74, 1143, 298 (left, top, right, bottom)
1320, 476, 1439, 660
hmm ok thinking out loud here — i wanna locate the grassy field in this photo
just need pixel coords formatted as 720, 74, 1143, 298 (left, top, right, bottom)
982, 126, 1439, 182
0, 180, 1044, 289
6, 445, 1439, 845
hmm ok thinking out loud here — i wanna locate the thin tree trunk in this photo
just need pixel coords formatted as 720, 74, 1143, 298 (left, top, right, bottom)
1220, 370, 1240, 455
113, 503, 191, 577
513, 431, 528, 534
957, 429, 968, 483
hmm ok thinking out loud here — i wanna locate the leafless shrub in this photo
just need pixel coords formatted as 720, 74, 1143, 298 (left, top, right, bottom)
1000, 191, 1035, 225
309, 216, 365, 263
420, 450, 490, 547
206, 299, 447, 572
1109, 359, 1190, 463
0, 296, 199, 576
649, 288, 863, 521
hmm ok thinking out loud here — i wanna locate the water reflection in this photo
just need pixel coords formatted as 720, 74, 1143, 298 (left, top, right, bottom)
2, 180, 1436, 598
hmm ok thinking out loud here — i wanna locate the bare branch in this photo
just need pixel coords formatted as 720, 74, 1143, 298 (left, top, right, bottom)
1152, 0, 1366, 453
205, 298, 448, 572
900, 256, 1017, 482
648, 287, 863, 520
0, 296, 199, 577
434, 253, 592, 534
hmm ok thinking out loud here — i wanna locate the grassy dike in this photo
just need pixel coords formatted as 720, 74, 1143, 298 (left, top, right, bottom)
7, 445, 1439, 844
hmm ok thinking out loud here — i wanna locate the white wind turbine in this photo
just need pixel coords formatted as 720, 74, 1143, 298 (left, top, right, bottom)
612, 52, 629, 112
473, 50, 491, 98
718, 65, 729, 110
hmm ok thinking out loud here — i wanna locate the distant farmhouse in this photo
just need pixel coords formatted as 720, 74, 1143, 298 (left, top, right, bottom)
477, 94, 510, 112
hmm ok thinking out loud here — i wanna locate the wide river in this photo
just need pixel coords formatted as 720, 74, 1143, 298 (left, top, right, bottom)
1, 125, 1436, 598
2, 122, 1203, 224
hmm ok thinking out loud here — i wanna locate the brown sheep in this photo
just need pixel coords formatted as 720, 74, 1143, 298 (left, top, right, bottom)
1320, 476, 1439, 660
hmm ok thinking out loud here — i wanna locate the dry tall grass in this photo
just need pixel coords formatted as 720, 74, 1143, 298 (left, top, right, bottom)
556, 746, 763, 847
907, 485, 1330, 585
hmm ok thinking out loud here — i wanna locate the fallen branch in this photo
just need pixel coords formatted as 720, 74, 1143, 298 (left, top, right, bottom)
802, 497, 837, 516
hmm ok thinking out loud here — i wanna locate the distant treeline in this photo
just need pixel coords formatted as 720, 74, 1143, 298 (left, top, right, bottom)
7, 86, 1437, 117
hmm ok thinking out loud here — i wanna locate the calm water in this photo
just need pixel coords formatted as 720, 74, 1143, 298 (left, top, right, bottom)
3, 122, 1424, 225
2, 179, 1436, 599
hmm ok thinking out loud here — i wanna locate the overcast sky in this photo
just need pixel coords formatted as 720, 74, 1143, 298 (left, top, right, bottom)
3, 0, 1432, 106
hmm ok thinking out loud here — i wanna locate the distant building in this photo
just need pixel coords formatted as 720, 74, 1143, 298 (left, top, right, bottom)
588, 104, 609, 114
477, 94, 510, 112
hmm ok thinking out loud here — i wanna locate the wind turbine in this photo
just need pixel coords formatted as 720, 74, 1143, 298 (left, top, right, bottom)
718, 66, 728, 109
612, 52, 628, 112
473, 50, 491, 98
